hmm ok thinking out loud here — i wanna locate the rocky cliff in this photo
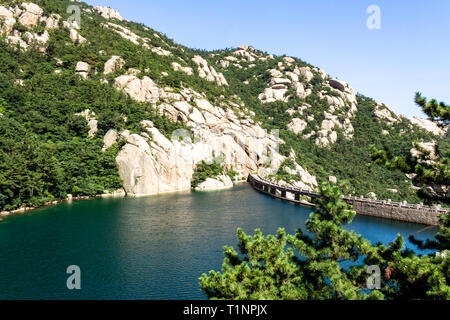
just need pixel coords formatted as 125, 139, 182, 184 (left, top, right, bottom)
0, 1, 446, 206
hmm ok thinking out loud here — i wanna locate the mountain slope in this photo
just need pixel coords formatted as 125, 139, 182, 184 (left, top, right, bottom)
0, 0, 446, 212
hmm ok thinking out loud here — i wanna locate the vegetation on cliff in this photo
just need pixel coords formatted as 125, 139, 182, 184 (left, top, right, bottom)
373, 94, 449, 252
191, 161, 224, 189
0, 0, 447, 212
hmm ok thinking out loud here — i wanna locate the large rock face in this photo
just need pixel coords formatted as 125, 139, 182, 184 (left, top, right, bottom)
112, 70, 284, 195
192, 55, 228, 86
116, 132, 194, 195
102, 22, 150, 48
115, 120, 283, 195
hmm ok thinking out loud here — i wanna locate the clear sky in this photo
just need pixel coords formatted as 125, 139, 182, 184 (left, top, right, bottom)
85, 0, 450, 118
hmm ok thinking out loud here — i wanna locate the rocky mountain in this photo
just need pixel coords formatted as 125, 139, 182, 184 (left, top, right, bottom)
0, 0, 447, 213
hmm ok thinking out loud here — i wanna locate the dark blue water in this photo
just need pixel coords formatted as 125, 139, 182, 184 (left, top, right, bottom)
0, 184, 437, 299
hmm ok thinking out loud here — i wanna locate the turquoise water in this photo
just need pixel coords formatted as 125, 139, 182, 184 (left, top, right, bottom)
0, 184, 438, 300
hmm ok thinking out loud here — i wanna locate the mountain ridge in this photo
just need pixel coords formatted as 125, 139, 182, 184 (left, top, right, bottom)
0, 0, 447, 214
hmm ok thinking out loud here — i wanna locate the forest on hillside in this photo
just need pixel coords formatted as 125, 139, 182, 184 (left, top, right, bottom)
0, 0, 447, 212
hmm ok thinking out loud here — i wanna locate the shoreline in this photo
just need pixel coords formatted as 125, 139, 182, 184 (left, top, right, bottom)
0, 180, 249, 219
0, 192, 126, 218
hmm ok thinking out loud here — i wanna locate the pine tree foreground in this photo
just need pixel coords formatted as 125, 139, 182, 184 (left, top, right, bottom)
199, 183, 449, 299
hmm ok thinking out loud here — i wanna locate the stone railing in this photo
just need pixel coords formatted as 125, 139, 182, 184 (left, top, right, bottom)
247, 174, 447, 226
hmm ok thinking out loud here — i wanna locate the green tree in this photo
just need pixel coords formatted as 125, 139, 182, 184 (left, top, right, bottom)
415, 92, 449, 123
199, 184, 384, 300
372, 93, 449, 250
191, 160, 224, 189
200, 181, 449, 300
200, 93, 449, 300
368, 94, 449, 299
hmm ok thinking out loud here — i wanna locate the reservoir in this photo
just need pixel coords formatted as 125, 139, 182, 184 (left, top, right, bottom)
0, 184, 437, 299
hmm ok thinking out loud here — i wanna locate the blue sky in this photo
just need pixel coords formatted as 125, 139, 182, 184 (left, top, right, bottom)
85, 0, 450, 118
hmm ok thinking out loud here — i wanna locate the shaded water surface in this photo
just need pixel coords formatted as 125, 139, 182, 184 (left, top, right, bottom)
0, 184, 437, 299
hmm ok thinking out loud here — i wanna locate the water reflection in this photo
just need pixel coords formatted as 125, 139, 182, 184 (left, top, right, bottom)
0, 184, 437, 299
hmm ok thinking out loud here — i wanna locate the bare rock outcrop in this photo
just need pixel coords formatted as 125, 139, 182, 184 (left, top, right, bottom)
152, 47, 172, 56
409, 117, 447, 136
258, 87, 289, 103
367, 192, 377, 200
114, 75, 160, 103
315, 110, 354, 147
298, 67, 314, 82
0, 3, 59, 50
0, 6, 16, 35
5, 36, 28, 49
195, 175, 233, 191
233, 44, 257, 62
172, 62, 194, 76
410, 141, 438, 161
102, 129, 119, 151
94, 6, 124, 21
104, 56, 125, 74
374, 103, 399, 124
75, 61, 90, 79
275, 162, 318, 192
192, 55, 228, 86
103, 22, 151, 48
18, 2, 43, 27
75, 109, 98, 137
110, 69, 285, 195
259, 66, 314, 103
68, 27, 87, 44
329, 79, 346, 92
287, 118, 308, 135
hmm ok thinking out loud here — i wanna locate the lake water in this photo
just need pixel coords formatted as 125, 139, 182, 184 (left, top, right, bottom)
0, 184, 438, 300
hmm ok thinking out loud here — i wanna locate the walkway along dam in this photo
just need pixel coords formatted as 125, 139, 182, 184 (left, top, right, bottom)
247, 174, 448, 226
